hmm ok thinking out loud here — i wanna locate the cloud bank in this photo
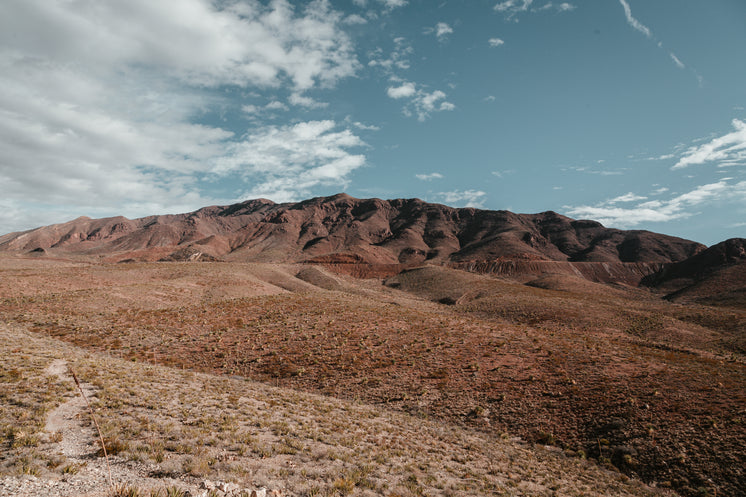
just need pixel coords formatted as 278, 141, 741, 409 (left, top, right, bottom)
565, 180, 746, 227
0, 0, 362, 231
214, 120, 366, 202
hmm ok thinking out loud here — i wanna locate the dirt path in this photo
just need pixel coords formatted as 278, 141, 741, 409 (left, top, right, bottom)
44, 359, 100, 461
0, 359, 192, 497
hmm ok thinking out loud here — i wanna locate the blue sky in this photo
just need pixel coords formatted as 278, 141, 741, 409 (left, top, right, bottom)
1, 0, 745, 245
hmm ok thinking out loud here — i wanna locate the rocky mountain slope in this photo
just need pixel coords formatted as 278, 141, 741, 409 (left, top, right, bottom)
642, 238, 746, 307
0, 194, 704, 270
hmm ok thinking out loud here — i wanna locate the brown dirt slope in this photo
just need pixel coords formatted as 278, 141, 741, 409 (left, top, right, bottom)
0, 194, 704, 268
642, 238, 746, 307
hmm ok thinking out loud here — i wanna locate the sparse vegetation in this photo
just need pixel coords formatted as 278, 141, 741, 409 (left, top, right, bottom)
0, 256, 744, 496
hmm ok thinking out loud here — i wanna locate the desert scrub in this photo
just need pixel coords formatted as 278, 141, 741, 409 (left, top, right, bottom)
1, 321, 666, 497
0, 329, 69, 477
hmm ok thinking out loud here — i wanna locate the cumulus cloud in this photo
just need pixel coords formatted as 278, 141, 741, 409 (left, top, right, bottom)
673, 119, 746, 170
214, 120, 366, 202
437, 190, 487, 208
488, 38, 505, 47
427, 22, 453, 40
243, 100, 290, 114
289, 92, 329, 109
385, 81, 455, 121
0, 0, 361, 232
370, 37, 454, 121
415, 173, 444, 181
368, 38, 413, 72
565, 180, 746, 227
387, 82, 417, 99
0, 0, 358, 91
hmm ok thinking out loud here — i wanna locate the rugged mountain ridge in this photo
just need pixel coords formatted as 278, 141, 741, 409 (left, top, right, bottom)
0, 194, 704, 270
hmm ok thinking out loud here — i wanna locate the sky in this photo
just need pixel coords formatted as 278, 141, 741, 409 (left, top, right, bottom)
1, 0, 745, 246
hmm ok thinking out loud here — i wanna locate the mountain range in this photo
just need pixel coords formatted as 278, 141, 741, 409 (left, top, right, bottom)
0, 193, 704, 263
2, 193, 744, 297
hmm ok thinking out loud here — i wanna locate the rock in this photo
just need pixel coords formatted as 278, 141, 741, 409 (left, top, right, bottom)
251, 488, 267, 497
201, 480, 216, 490
219, 482, 239, 493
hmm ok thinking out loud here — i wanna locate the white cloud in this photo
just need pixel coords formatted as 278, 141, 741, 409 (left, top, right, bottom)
437, 190, 487, 208
670, 53, 685, 69
358, 0, 407, 12
348, 120, 381, 131
387, 82, 417, 99
488, 38, 505, 47
289, 92, 329, 109
413, 90, 455, 120
484, 95, 497, 102
416, 173, 444, 181
494, 1, 575, 19
214, 120, 366, 202
535, 2, 576, 12
379, 0, 408, 9
673, 119, 746, 170
1, 0, 358, 92
494, 0, 533, 14
266, 100, 290, 111
368, 38, 413, 72
344, 14, 368, 25
618, 0, 652, 38
242, 100, 290, 115
386, 81, 455, 121
435, 22, 453, 39
565, 180, 746, 227
617, 0, 694, 75
0, 0, 362, 233
567, 166, 625, 176
645, 153, 675, 161
605, 192, 647, 204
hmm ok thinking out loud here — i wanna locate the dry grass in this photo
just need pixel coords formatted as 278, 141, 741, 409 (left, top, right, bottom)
0, 323, 662, 497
